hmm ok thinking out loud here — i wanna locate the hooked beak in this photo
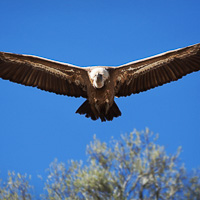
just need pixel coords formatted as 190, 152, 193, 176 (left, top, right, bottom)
97, 74, 103, 82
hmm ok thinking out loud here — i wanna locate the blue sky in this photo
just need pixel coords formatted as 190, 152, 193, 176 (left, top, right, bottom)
0, 0, 200, 196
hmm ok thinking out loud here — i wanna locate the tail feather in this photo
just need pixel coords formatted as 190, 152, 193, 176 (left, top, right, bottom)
75, 100, 98, 120
105, 101, 121, 121
76, 100, 121, 122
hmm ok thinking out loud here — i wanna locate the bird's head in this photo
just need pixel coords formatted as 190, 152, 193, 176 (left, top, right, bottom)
89, 67, 109, 89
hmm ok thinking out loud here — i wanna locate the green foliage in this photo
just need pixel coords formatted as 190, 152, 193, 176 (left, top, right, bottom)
42, 129, 200, 200
0, 171, 32, 200
184, 169, 200, 199
0, 129, 200, 199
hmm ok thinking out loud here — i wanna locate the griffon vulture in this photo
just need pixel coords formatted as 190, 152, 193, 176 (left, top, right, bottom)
0, 43, 200, 121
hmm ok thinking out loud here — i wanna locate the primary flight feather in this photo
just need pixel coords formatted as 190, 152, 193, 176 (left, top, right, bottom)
0, 43, 200, 121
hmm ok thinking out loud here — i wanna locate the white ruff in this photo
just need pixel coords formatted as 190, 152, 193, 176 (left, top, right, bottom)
89, 68, 109, 88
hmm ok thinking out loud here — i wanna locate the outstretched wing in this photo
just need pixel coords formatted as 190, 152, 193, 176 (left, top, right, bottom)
0, 52, 89, 98
114, 43, 200, 97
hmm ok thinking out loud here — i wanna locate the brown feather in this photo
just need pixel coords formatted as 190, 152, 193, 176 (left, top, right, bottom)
0, 43, 200, 122
114, 43, 200, 97
0, 52, 88, 98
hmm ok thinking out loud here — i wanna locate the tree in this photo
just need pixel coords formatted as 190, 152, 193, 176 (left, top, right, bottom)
42, 129, 200, 200
0, 171, 32, 200
0, 129, 200, 199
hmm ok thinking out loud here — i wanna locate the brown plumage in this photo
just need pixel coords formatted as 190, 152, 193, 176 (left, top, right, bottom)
0, 43, 200, 121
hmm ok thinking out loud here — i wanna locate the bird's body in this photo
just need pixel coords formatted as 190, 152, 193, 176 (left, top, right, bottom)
79, 67, 120, 121
0, 43, 200, 121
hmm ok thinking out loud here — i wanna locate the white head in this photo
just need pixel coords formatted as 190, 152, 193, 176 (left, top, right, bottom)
89, 68, 109, 88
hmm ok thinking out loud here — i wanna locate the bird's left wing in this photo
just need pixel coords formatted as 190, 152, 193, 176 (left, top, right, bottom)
0, 52, 89, 98
113, 43, 200, 97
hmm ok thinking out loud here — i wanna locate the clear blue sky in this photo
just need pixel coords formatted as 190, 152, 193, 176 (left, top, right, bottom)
0, 0, 200, 196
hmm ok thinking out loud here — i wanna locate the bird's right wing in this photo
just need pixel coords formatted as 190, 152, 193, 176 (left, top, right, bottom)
0, 52, 89, 98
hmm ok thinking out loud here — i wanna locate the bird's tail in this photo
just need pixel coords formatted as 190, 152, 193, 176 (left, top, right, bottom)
76, 100, 121, 122
76, 100, 98, 121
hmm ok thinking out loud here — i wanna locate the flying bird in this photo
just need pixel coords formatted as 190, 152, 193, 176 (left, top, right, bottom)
0, 43, 200, 121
